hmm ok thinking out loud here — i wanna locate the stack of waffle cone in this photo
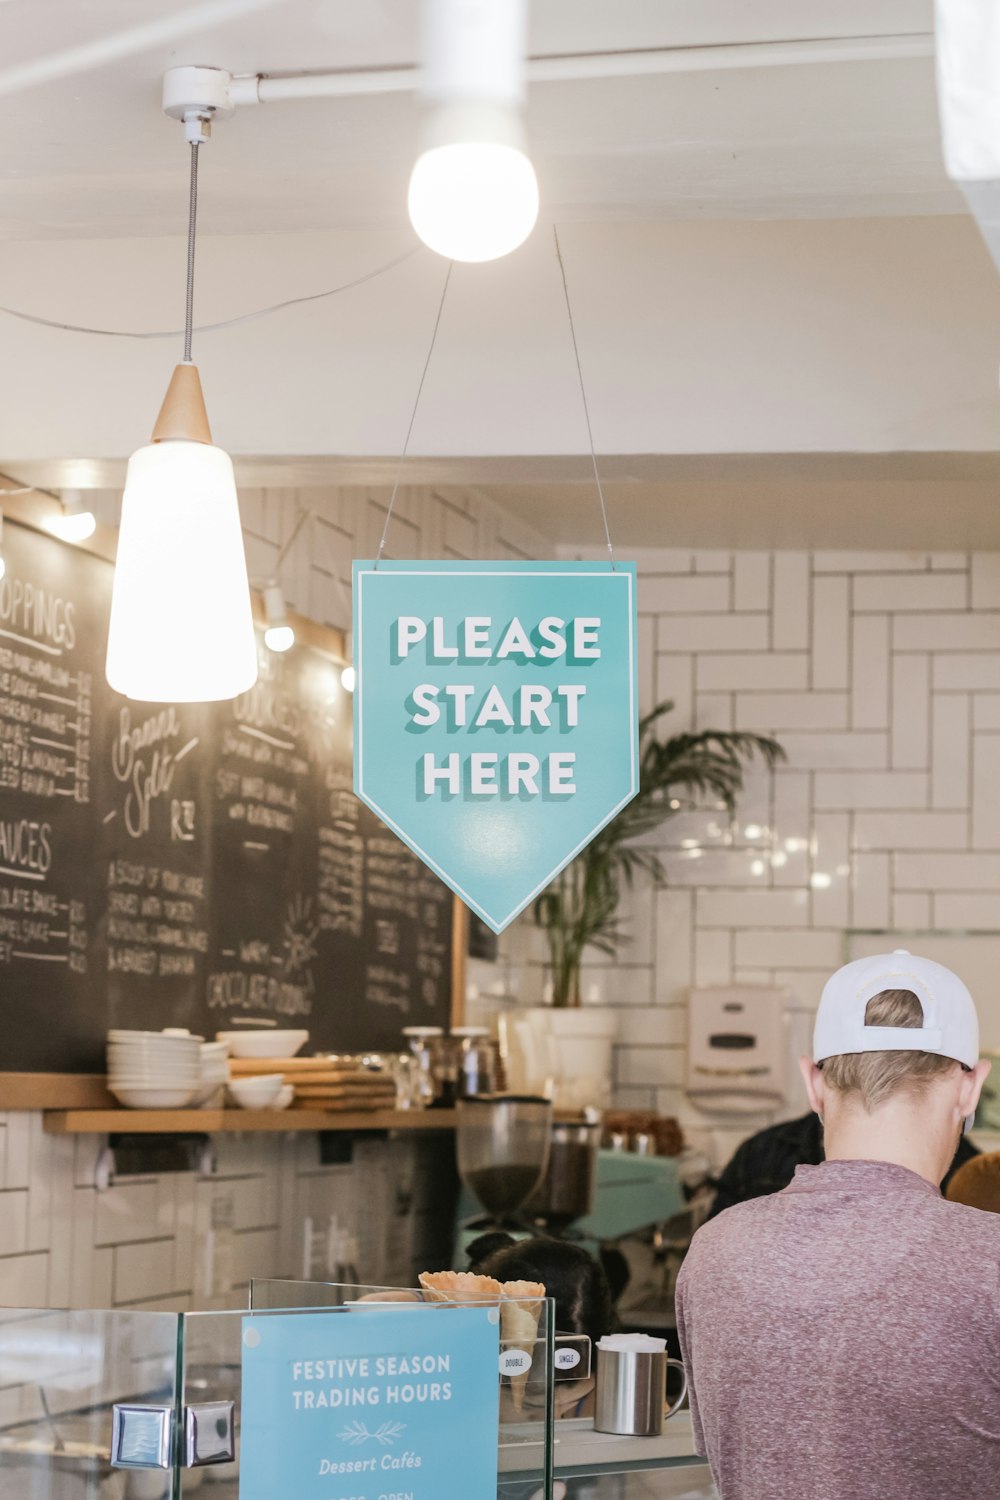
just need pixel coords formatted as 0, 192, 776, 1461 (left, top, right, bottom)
418, 1271, 502, 1305
500, 1280, 545, 1414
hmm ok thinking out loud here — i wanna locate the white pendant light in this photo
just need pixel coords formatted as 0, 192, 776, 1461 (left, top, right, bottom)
263, 582, 295, 653
106, 120, 257, 703
408, 0, 538, 262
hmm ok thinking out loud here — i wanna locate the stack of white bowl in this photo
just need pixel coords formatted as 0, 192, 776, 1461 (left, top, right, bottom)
195, 1040, 230, 1107
107, 1030, 202, 1109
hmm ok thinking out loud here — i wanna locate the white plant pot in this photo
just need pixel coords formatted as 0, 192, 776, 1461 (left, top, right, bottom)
509, 1006, 618, 1112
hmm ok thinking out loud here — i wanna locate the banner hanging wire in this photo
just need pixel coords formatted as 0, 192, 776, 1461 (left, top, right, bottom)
374, 259, 454, 568
552, 226, 616, 570
375, 229, 616, 569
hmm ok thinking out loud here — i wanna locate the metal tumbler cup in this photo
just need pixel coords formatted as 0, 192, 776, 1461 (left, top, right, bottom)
594, 1348, 688, 1437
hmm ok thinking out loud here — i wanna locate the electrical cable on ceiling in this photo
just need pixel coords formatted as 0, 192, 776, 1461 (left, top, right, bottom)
0, 247, 420, 340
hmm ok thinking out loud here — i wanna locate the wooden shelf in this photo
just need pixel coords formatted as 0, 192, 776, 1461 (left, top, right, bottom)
43, 1107, 458, 1136
0, 1074, 115, 1111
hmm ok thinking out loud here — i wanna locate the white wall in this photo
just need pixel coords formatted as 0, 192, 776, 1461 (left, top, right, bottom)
3, 215, 1000, 461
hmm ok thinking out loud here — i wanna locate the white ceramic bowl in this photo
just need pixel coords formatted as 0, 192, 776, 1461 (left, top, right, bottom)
274, 1084, 294, 1110
110, 1081, 201, 1094
216, 1030, 309, 1059
226, 1074, 285, 1109
108, 1029, 203, 1043
110, 1085, 198, 1109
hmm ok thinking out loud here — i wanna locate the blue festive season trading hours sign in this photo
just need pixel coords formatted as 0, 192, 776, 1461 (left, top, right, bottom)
353, 560, 639, 932
239, 1304, 500, 1500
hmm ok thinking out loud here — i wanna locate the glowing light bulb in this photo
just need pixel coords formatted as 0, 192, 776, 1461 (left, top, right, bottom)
48, 489, 97, 544
341, 664, 356, 694
264, 624, 294, 653
408, 139, 538, 262
262, 584, 294, 654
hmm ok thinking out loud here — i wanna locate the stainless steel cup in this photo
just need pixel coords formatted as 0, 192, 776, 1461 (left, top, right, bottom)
594, 1348, 688, 1437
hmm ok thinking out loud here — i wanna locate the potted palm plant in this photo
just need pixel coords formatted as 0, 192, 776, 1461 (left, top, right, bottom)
522, 704, 784, 1105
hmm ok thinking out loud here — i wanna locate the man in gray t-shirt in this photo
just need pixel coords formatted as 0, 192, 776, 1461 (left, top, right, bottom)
676, 950, 1000, 1500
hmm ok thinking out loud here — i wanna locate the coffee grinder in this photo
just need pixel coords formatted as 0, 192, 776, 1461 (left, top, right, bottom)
454, 1095, 552, 1260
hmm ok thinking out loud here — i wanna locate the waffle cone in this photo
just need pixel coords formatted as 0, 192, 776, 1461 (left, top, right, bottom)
418, 1271, 502, 1305
501, 1281, 545, 1413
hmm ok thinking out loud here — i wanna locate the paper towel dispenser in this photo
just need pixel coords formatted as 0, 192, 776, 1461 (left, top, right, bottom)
686, 986, 790, 1113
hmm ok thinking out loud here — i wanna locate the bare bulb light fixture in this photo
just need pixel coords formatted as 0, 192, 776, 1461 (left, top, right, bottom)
408, 0, 538, 262
263, 582, 295, 653
341, 628, 356, 694
105, 105, 257, 703
48, 488, 97, 544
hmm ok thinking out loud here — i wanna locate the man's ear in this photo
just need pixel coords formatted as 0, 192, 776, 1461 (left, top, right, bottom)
959, 1058, 991, 1122
798, 1056, 827, 1118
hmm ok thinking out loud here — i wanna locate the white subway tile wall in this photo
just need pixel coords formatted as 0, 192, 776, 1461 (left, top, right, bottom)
505, 547, 1000, 1139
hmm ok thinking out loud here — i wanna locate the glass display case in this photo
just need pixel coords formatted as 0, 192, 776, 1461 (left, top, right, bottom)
0, 1288, 705, 1499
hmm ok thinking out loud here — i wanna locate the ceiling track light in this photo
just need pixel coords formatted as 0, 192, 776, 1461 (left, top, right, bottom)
105, 95, 257, 704
161, 10, 540, 268
48, 487, 97, 544
262, 582, 295, 653
408, 0, 538, 262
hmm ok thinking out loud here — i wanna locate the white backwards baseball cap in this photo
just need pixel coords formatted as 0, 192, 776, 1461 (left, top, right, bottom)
813, 949, 980, 1069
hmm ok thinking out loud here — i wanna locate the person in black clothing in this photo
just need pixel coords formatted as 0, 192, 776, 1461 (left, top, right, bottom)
708, 1110, 979, 1218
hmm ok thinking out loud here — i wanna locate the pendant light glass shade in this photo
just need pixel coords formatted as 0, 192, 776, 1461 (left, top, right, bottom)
106, 438, 258, 702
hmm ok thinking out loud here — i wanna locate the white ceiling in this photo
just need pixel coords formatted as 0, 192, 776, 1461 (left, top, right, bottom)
4, 0, 1000, 554
0, 0, 953, 240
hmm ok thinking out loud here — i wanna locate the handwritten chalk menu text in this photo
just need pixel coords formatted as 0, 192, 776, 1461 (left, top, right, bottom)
0, 523, 104, 1067
0, 519, 454, 1074
354, 559, 638, 934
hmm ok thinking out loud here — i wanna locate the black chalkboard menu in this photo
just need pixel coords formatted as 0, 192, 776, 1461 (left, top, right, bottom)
0, 517, 454, 1073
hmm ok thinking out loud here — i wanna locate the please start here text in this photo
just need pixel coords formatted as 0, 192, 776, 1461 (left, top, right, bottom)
395, 613, 602, 799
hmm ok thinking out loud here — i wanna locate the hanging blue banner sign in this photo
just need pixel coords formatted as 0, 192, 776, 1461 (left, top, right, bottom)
353, 560, 638, 932
240, 1304, 500, 1500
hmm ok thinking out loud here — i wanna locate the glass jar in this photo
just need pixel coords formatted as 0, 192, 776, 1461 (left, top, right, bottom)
401, 1026, 443, 1108
451, 1026, 497, 1098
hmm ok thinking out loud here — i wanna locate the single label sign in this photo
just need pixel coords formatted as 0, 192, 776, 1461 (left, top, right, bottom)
354, 560, 638, 932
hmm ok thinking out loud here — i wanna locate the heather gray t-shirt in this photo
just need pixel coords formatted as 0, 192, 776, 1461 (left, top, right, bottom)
675, 1158, 1000, 1499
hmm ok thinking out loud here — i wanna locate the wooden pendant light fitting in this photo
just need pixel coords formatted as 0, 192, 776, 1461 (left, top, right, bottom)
151, 363, 213, 445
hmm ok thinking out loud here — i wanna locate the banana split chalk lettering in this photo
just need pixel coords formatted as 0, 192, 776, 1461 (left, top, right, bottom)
111, 706, 191, 839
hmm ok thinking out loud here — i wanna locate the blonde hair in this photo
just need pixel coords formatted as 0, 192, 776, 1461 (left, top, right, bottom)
821, 988, 959, 1111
